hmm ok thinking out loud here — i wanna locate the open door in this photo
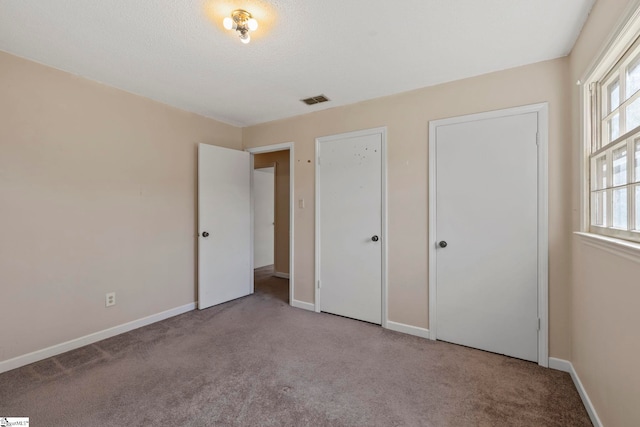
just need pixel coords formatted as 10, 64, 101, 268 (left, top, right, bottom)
198, 143, 252, 309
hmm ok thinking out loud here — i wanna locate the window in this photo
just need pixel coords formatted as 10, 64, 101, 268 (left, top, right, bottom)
587, 35, 640, 243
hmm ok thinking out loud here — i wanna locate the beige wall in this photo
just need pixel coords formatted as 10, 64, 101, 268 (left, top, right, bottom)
0, 51, 242, 362
243, 58, 573, 359
569, 0, 640, 425
254, 150, 290, 274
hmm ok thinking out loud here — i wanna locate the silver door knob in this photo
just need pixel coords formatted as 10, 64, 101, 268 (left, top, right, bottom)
371, 235, 379, 242
439, 241, 447, 248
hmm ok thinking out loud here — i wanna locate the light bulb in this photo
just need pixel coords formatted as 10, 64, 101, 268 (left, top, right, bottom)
223, 17, 233, 30
240, 33, 251, 44
248, 18, 258, 31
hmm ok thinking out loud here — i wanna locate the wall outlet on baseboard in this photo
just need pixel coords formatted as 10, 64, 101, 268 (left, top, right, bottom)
105, 292, 116, 307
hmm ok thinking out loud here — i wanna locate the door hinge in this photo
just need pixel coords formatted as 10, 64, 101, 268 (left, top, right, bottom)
537, 318, 541, 331
317, 279, 321, 289
535, 132, 539, 145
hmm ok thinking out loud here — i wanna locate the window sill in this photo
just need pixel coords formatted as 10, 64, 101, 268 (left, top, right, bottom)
574, 232, 640, 264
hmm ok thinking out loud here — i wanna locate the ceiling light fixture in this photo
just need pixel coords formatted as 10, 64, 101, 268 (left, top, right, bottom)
223, 9, 258, 44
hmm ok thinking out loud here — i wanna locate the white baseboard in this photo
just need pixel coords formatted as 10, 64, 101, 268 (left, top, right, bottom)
548, 357, 572, 372
0, 302, 196, 374
274, 272, 290, 279
385, 320, 431, 339
549, 358, 602, 427
290, 299, 314, 311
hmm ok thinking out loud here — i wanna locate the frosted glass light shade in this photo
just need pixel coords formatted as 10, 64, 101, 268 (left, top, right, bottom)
223, 17, 233, 30
248, 18, 258, 31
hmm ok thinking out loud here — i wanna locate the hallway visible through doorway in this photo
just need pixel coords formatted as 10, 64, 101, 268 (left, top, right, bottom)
254, 265, 288, 304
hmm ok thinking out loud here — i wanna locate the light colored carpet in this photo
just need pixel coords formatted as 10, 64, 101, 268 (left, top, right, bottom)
0, 270, 590, 426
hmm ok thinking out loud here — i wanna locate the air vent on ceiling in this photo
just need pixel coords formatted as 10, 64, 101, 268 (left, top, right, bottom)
301, 95, 330, 105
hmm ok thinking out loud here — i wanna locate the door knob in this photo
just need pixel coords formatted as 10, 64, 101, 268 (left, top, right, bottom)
371, 235, 379, 242
202, 231, 210, 238
439, 241, 447, 248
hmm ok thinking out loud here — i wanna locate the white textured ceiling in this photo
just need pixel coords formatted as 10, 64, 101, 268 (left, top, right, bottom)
0, 0, 595, 126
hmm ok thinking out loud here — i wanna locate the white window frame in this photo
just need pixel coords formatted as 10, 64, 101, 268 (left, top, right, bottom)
580, 1, 640, 250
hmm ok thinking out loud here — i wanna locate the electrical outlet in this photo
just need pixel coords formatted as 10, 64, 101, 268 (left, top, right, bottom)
105, 292, 116, 307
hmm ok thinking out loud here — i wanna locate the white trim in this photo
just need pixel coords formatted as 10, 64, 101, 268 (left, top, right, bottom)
274, 272, 290, 279
579, 81, 590, 233
382, 130, 389, 329
246, 142, 294, 154
290, 299, 315, 312
548, 358, 603, 427
0, 302, 196, 374
428, 119, 438, 341
428, 103, 550, 367
579, 0, 640, 85
548, 357, 572, 372
289, 145, 295, 306
315, 127, 388, 326
385, 321, 431, 339
575, 231, 640, 264
249, 153, 255, 293
246, 142, 295, 308
537, 104, 550, 368
314, 137, 321, 313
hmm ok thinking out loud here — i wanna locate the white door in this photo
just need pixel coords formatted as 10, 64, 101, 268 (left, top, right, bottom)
434, 112, 539, 362
253, 167, 275, 268
198, 143, 252, 309
317, 129, 384, 325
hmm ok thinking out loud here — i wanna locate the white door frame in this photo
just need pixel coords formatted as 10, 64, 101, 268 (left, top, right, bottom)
315, 127, 388, 328
246, 142, 295, 307
428, 103, 549, 367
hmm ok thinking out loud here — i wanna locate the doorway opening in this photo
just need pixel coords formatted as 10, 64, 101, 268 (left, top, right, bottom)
247, 143, 295, 306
